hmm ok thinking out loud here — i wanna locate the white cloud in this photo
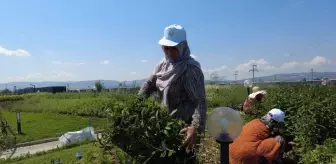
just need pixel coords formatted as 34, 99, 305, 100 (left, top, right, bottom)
307, 56, 328, 65
280, 61, 299, 69
52, 61, 63, 65
51, 61, 86, 65
235, 59, 275, 73
190, 54, 196, 58
141, 59, 148, 63
203, 65, 229, 73
100, 60, 110, 64
0, 46, 31, 57
202, 59, 275, 79
281, 56, 330, 70
202, 56, 334, 80
50, 71, 74, 79
77, 62, 86, 65
7, 71, 75, 82
130, 72, 137, 76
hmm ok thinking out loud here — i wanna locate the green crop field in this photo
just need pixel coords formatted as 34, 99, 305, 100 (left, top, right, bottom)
0, 84, 336, 164
1, 111, 106, 143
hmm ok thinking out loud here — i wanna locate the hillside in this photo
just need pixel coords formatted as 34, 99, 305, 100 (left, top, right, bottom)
0, 72, 335, 90
240, 72, 336, 83
0, 80, 146, 90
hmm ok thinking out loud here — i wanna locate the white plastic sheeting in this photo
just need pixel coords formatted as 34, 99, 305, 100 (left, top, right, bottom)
59, 127, 96, 145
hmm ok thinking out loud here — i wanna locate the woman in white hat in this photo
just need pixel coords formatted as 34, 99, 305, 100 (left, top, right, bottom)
229, 108, 286, 164
242, 86, 266, 113
139, 24, 206, 163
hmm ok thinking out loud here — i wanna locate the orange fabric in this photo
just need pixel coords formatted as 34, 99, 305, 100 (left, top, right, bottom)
257, 138, 281, 162
229, 119, 281, 164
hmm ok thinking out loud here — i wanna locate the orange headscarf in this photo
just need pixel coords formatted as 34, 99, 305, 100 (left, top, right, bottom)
229, 119, 281, 164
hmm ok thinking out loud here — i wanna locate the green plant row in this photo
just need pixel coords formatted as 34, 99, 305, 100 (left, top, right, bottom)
100, 97, 187, 163
1, 84, 335, 163
0, 95, 24, 102
241, 84, 336, 163
3, 92, 138, 117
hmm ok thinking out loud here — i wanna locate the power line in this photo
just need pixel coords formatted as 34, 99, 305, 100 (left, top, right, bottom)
233, 71, 238, 81
249, 65, 258, 82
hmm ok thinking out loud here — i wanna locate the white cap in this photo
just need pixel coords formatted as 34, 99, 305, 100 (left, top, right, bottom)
158, 24, 186, 47
252, 86, 260, 93
267, 108, 285, 123
248, 90, 266, 99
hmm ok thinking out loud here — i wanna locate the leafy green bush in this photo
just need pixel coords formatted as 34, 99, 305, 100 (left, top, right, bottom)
100, 97, 186, 163
1, 84, 335, 163
0, 95, 24, 102
206, 85, 246, 110
301, 139, 336, 164
242, 84, 336, 160
5, 92, 137, 117
0, 112, 16, 155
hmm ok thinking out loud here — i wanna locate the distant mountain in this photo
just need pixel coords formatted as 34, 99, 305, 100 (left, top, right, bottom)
239, 72, 336, 83
0, 72, 335, 90
0, 79, 146, 90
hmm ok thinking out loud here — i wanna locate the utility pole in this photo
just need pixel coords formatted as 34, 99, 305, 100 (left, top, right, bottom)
249, 65, 258, 83
310, 68, 314, 81
233, 71, 238, 81
30, 84, 36, 93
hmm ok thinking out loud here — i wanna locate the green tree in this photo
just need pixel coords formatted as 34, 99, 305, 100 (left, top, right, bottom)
1, 89, 12, 95
210, 72, 220, 84
95, 80, 105, 93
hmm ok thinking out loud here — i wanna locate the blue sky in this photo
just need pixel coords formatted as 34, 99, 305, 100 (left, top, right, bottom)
0, 0, 335, 83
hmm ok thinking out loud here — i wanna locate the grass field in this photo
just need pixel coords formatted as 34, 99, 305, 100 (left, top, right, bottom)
1, 92, 135, 117
2, 135, 221, 164
1, 142, 118, 164
1, 111, 106, 143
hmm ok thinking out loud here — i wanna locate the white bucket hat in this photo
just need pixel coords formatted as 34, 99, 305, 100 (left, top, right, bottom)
268, 108, 285, 123
248, 90, 267, 99
158, 24, 187, 47
252, 86, 260, 93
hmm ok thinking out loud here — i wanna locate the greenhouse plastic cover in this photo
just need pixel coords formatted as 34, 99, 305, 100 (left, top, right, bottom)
59, 127, 96, 145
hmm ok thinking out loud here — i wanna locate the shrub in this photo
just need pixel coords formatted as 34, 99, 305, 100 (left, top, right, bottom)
100, 97, 186, 163
95, 80, 105, 93
0, 112, 16, 155
242, 84, 336, 160
206, 85, 246, 110
301, 139, 336, 164
0, 95, 24, 102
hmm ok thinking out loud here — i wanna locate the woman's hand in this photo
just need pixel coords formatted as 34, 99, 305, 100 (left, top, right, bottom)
180, 126, 197, 147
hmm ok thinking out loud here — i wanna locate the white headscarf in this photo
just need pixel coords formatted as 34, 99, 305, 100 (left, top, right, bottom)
155, 41, 200, 91
154, 41, 201, 106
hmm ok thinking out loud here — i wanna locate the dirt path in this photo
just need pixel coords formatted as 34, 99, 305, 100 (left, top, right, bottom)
1, 133, 102, 159
1, 141, 62, 159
